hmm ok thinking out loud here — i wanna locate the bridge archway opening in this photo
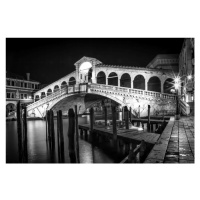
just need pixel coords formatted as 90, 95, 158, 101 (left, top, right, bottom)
88, 68, 93, 83
47, 89, 52, 96
54, 85, 60, 92
164, 78, 175, 94
108, 72, 118, 86
133, 75, 145, 90
6, 103, 16, 117
120, 73, 131, 88
41, 92, 46, 99
148, 76, 161, 92
61, 81, 67, 89
69, 77, 76, 85
35, 95, 40, 101
97, 71, 106, 84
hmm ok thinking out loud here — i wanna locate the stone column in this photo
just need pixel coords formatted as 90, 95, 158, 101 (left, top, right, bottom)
118, 78, 120, 87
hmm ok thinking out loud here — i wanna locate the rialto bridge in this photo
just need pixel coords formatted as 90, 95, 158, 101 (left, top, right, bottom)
27, 56, 189, 118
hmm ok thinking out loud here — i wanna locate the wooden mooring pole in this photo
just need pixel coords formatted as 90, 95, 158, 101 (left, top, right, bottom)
89, 107, 94, 143
104, 106, 107, 127
17, 101, 23, 163
22, 105, 28, 163
124, 106, 129, 129
58, 110, 64, 162
75, 105, 80, 163
57, 111, 61, 162
112, 105, 117, 151
68, 108, 77, 163
147, 105, 151, 131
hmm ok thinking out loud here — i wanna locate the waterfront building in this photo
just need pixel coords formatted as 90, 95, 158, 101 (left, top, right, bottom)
178, 38, 194, 113
6, 72, 40, 117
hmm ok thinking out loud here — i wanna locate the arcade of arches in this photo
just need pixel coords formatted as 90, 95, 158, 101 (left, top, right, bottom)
34, 72, 175, 101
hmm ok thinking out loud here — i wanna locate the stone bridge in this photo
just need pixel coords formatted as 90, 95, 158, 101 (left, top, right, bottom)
27, 56, 179, 118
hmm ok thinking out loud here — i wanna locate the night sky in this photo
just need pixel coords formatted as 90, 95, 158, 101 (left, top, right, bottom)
6, 38, 184, 84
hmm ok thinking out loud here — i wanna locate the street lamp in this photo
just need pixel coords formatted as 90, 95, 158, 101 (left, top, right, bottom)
174, 76, 180, 120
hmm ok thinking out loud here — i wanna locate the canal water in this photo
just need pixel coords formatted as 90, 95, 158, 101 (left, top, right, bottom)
6, 116, 115, 163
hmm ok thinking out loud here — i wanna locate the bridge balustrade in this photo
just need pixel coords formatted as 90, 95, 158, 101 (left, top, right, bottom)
27, 83, 177, 112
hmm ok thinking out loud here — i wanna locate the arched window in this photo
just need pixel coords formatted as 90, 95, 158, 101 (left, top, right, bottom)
108, 72, 118, 86
6, 103, 16, 117
54, 85, 59, 92
35, 95, 40, 102
120, 73, 131, 88
69, 77, 76, 85
61, 81, 67, 89
97, 71, 106, 84
133, 75, 145, 90
41, 92, 46, 99
148, 76, 161, 92
163, 78, 175, 94
47, 89, 52, 96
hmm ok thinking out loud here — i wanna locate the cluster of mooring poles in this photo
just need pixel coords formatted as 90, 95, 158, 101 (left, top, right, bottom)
16, 101, 28, 163
79, 102, 149, 163
46, 105, 80, 163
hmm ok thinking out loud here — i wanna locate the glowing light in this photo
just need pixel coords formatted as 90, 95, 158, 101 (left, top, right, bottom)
138, 127, 143, 131
174, 83, 179, 89
187, 75, 192, 80
79, 62, 92, 73
174, 76, 180, 83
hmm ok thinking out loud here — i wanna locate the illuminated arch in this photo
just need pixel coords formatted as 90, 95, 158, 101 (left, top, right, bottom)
108, 72, 118, 86
133, 75, 145, 90
69, 77, 76, 85
120, 73, 131, 88
97, 71, 106, 84
61, 81, 67, 89
54, 85, 59, 92
148, 76, 161, 92
163, 78, 175, 94
47, 89, 52, 96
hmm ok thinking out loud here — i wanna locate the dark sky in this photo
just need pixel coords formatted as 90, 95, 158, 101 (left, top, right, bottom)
6, 38, 184, 84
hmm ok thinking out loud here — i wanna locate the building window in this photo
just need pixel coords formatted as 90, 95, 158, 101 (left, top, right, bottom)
32, 84, 35, 89
24, 94, 27, 99
7, 80, 10, 86
21, 82, 23, 87
24, 83, 27, 88
11, 93, 15, 98
21, 94, 23, 99
7, 93, 10, 98
11, 81, 15, 86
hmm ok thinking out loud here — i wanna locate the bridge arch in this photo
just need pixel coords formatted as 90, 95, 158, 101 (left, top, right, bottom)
69, 77, 76, 85
120, 73, 131, 88
133, 74, 145, 90
61, 81, 67, 89
148, 76, 161, 92
35, 95, 40, 101
108, 72, 118, 86
163, 78, 175, 94
97, 71, 106, 84
47, 89, 52, 96
54, 85, 59, 92
41, 92, 46, 99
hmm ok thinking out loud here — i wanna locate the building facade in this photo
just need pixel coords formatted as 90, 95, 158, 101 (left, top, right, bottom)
6, 72, 40, 117
179, 38, 194, 103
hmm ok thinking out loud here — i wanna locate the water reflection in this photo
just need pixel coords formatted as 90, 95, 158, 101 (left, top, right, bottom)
6, 117, 115, 163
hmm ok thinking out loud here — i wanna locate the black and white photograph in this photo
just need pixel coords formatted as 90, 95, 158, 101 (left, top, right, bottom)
1, 1, 199, 200
6, 38, 195, 164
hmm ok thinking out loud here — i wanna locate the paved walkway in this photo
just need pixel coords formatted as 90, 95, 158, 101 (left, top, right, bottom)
145, 116, 194, 163
164, 116, 194, 163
